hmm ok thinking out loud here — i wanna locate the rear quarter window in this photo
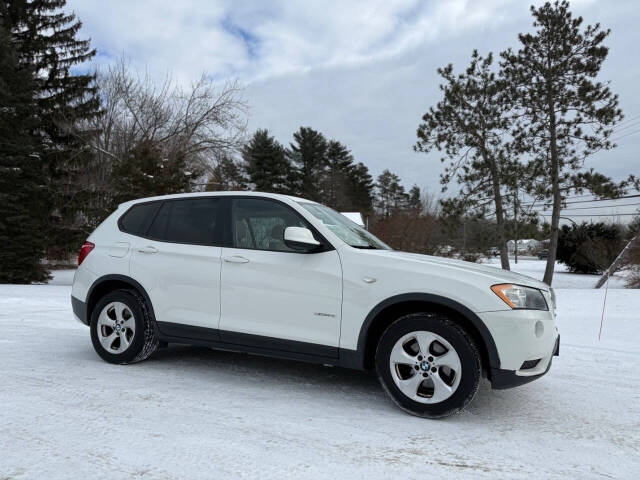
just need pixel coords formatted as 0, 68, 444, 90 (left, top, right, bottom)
119, 202, 161, 236
147, 198, 221, 245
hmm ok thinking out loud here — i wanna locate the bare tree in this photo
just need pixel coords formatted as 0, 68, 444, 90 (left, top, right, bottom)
370, 189, 444, 255
80, 58, 247, 219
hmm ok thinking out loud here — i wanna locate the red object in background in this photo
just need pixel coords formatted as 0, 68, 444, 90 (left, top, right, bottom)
78, 242, 95, 265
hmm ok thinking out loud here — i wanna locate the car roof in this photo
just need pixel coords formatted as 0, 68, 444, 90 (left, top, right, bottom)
119, 191, 317, 209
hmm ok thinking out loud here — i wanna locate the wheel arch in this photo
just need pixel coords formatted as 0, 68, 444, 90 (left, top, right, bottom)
86, 274, 155, 324
352, 293, 500, 375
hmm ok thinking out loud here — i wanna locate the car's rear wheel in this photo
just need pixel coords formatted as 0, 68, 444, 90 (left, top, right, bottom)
375, 312, 481, 418
90, 289, 159, 364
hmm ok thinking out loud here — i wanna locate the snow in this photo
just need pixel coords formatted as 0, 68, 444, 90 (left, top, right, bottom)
483, 257, 629, 288
45, 268, 76, 286
1, 270, 638, 479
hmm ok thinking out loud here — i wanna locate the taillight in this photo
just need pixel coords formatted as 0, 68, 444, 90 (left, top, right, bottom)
78, 241, 95, 266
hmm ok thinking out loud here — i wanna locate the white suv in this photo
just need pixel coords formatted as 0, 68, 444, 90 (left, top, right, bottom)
71, 192, 559, 418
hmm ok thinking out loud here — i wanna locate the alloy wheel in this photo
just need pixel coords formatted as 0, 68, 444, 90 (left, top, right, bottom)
96, 301, 136, 354
389, 330, 462, 403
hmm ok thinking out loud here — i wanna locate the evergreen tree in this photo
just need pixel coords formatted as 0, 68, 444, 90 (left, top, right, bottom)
1, 0, 101, 254
345, 162, 375, 213
323, 140, 355, 210
557, 222, 625, 274
501, 1, 625, 285
243, 129, 292, 194
0, 22, 49, 282
407, 185, 422, 212
287, 127, 327, 201
415, 51, 514, 270
375, 169, 407, 216
206, 154, 247, 191
111, 141, 200, 204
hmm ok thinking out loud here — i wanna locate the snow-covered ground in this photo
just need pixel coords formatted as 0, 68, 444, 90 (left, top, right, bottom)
483, 257, 628, 288
1, 268, 638, 479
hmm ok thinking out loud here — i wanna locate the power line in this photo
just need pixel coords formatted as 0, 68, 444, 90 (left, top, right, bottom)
479, 192, 605, 206
611, 128, 640, 143
612, 113, 640, 129
522, 192, 633, 206
614, 113, 640, 129
530, 201, 640, 211
612, 119, 640, 134
477, 190, 639, 207
521, 193, 640, 207
537, 212, 638, 217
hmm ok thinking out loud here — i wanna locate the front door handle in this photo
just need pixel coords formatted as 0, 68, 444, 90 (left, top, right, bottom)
223, 255, 249, 264
138, 245, 159, 254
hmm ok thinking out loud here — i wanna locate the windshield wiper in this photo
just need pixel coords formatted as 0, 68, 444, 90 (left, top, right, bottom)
351, 245, 379, 249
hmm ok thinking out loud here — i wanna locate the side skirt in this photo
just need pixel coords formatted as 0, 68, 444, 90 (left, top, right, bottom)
156, 321, 359, 369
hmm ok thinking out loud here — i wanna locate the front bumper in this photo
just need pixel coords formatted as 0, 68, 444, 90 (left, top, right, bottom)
491, 335, 559, 389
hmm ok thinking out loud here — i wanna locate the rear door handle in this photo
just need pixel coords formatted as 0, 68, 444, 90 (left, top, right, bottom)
138, 245, 159, 254
223, 255, 249, 264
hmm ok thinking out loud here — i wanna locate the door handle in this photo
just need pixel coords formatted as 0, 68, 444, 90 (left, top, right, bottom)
223, 255, 249, 264
138, 245, 159, 254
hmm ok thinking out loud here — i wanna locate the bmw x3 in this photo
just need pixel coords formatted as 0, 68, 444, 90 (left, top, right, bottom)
71, 192, 559, 418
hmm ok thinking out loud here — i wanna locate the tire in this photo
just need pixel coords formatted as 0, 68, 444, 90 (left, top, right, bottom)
90, 289, 159, 364
375, 312, 481, 418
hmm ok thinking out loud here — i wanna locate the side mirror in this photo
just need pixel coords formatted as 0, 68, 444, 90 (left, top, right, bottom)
284, 226, 321, 251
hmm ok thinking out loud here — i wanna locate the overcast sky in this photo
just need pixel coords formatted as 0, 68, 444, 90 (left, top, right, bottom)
67, 0, 639, 221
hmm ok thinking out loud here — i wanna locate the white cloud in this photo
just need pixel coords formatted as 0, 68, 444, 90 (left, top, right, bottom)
68, 0, 640, 196
70, 0, 522, 81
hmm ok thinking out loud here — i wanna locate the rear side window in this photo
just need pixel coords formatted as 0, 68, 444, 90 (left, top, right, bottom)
148, 198, 221, 245
119, 202, 161, 236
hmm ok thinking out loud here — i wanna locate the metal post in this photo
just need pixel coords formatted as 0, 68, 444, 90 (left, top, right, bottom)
595, 234, 639, 289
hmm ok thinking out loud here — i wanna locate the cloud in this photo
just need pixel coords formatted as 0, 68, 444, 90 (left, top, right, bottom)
68, 0, 640, 210
70, 0, 523, 81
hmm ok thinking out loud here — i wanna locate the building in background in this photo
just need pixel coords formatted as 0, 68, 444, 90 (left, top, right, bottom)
341, 212, 365, 227
507, 239, 542, 254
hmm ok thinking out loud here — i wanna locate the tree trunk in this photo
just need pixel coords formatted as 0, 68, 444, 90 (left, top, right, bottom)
543, 99, 560, 286
486, 151, 510, 270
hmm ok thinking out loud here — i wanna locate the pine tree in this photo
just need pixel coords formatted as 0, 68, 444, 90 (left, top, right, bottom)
415, 51, 514, 270
407, 185, 422, 212
345, 162, 375, 213
323, 140, 355, 210
243, 129, 292, 194
375, 169, 407, 216
206, 155, 247, 191
501, 1, 625, 285
0, 22, 49, 282
1, 0, 101, 255
287, 127, 327, 201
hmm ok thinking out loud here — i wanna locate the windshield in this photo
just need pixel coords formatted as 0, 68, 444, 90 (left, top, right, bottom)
298, 202, 390, 250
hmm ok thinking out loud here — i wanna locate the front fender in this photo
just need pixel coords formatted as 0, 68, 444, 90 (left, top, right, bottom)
340, 293, 501, 372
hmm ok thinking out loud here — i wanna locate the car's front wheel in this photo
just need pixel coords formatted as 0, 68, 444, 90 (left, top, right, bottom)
376, 312, 481, 418
90, 289, 159, 364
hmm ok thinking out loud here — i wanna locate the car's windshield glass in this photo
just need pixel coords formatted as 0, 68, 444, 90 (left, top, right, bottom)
298, 202, 390, 250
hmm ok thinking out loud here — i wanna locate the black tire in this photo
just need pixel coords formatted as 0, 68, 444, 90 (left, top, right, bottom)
90, 289, 159, 364
375, 312, 481, 418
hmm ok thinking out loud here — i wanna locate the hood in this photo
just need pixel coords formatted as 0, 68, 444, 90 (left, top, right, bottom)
360, 250, 550, 291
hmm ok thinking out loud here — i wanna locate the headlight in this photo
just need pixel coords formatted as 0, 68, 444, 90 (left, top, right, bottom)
491, 284, 548, 310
